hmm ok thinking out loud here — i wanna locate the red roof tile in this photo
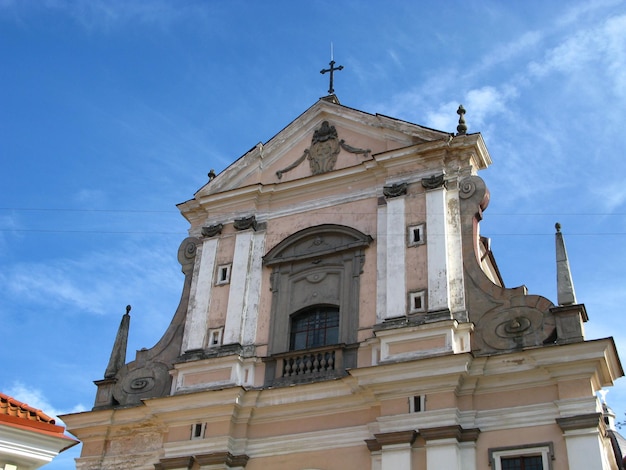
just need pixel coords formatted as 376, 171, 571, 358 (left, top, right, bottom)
0, 392, 78, 447
0, 392, 56, 424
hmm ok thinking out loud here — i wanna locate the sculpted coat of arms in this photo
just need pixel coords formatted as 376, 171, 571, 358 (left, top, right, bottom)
277, 121, 370, 179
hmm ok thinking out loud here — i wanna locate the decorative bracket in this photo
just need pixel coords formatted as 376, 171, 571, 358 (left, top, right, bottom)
383, 182, 408, 198
234, 215, 257, 231
421, 174, 446, 190
201, 223, 223, 238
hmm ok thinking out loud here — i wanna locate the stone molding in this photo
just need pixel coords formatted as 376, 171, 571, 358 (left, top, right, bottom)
556, 412, 603, 432
366, 430, 418, 451
419, 425, 480, 442
155, 452, 249, 469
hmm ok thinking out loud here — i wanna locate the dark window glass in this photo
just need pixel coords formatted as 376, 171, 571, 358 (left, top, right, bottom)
290, 307, 339, 350
501, 456, 543, 470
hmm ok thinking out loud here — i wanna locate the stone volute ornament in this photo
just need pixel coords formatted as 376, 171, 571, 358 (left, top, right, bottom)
276, 120, 371, 179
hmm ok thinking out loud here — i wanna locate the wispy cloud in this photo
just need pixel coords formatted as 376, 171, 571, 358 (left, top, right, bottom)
0, 237, 183, 316
4, 381, 86, 422
474, 30, 543, 74
0, 0, 210, 32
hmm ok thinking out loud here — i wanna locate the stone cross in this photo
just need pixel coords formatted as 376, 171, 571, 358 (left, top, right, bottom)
320, 60, 344, 95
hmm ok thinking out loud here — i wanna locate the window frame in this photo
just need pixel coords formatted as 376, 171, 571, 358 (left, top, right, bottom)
407, 223, 426, 247
489, 443, 554, 470
215, 263, 232, 285
408, 290, 426, 314
289, 305, 340, 351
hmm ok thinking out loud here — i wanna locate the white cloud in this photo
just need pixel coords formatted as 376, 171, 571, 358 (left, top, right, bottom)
0, 237, 183, 316
475, 30, 543, 73
4, 381, 86, 422
527, 13, 626, 100
556, 0, 623, 28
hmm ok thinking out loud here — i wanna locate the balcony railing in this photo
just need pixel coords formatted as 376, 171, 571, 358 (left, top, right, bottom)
271, 344, 344, 382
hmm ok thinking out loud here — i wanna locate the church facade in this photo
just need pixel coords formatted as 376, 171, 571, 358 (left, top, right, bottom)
62, 95, 624, 469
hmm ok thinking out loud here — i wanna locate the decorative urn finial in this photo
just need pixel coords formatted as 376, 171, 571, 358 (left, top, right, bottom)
456, 105, 467, 135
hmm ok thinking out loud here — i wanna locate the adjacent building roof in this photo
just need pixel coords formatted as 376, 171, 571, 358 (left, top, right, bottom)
0, 391, 77, 445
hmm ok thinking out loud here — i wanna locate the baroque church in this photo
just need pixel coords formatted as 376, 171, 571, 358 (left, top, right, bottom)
62, 65, 624, 469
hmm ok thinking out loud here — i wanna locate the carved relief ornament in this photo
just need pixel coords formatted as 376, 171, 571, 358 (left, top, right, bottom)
276, 121, 371, 179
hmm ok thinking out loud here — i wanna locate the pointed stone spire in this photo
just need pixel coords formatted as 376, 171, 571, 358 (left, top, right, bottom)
104, 305, 131, 379
555, 223, 577, 306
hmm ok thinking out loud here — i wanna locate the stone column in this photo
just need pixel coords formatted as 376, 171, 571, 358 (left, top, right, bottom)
182, 237, 218, 352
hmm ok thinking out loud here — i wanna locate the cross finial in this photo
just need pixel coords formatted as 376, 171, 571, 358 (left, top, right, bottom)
321, 59, 344, 95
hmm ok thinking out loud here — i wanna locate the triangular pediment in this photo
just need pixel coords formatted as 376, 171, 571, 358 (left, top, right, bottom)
194, 98, 452, 198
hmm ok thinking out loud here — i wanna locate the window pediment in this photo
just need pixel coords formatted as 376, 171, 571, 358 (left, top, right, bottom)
263, 224, 373, 266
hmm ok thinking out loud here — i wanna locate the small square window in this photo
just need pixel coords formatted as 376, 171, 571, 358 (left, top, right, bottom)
191, 423, 206, 440
407, 223, 425, 247
409, 291, 426, 314
410, 395, 425, 413
208, 328, 223, 348
216, 264, 232, 285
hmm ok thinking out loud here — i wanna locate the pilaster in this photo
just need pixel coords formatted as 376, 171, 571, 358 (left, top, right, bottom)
425, 182, 450, 313
557, 413, 612, 470
182, 237, 218, 352
224, 225, 265, 346
384, 194, 406, 319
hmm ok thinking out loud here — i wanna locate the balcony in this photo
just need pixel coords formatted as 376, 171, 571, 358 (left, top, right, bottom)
264, 344, 356, 387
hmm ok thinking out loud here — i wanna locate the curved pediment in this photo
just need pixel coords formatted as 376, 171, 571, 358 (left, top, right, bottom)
263, 224, 373, 266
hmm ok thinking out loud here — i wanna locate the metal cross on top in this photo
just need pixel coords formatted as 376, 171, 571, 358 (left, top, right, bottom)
320, 59, 343, 95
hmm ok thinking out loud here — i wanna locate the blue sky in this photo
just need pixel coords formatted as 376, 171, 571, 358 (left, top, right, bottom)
2, 1, 626, 467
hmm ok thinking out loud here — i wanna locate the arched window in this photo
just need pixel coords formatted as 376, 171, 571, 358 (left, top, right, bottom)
290, 306, 339, 350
